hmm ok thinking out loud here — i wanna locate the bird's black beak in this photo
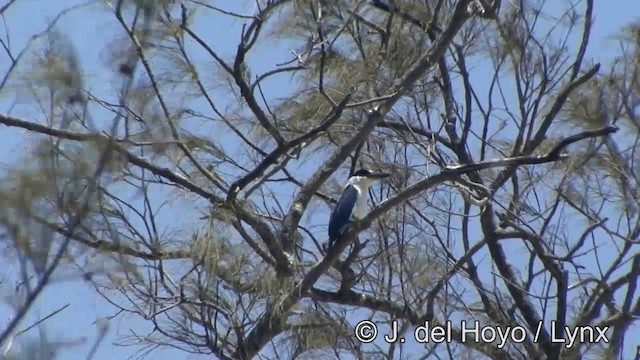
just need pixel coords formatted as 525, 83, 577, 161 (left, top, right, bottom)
369, 172, 390, 179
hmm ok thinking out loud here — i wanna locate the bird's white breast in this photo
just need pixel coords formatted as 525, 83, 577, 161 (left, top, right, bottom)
352, 185, 369, 219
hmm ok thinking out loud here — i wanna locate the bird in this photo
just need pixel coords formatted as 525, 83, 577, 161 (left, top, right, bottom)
327, 168, 390, 251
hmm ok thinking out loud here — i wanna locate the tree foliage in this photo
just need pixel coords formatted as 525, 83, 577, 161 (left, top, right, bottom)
1, 0, 639, 359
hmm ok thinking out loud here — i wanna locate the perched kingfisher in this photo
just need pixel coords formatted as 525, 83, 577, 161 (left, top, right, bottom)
327, 169, 390, 250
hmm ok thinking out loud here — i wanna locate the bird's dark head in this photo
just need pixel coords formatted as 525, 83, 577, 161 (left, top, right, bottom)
349, 168, 390, 186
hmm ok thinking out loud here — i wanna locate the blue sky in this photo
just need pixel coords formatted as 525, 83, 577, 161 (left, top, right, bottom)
1, 1, 639, 359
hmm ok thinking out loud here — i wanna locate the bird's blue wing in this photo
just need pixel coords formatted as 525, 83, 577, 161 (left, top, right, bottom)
328, 185, 358, 242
